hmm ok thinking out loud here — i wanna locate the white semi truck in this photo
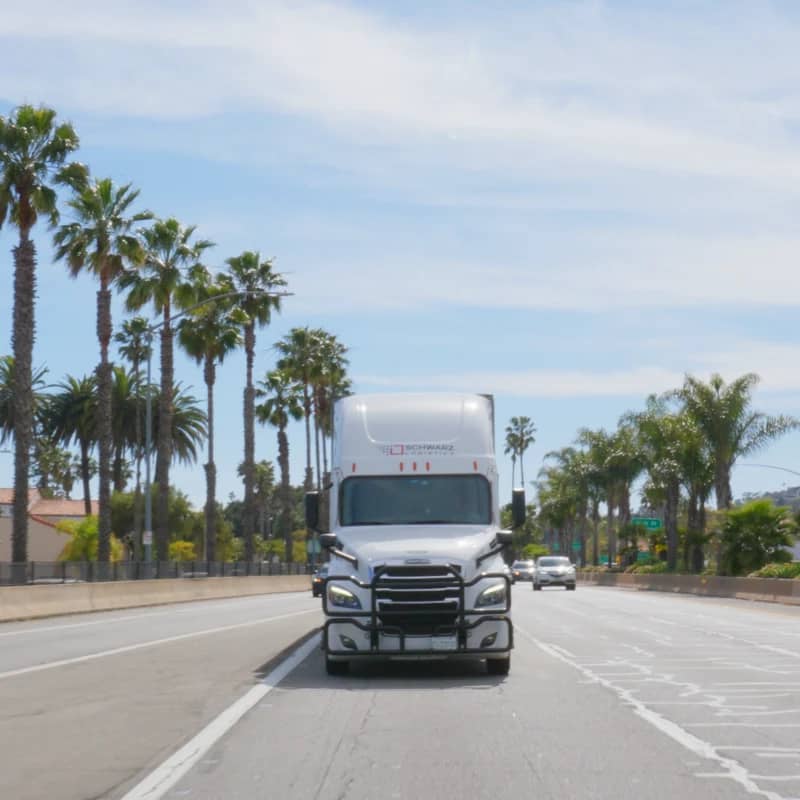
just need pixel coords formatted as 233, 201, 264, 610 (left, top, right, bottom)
305, 393, 525, 675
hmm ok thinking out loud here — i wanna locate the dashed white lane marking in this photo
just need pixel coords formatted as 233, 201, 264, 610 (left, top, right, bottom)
0, 610, 173, 637
119, 632, 320, 800
0, 609, 318, 679
0, 593, 314, 638
515, 624, 786, 800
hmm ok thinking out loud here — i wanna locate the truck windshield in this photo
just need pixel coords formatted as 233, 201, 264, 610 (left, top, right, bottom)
340, 475, 491, 526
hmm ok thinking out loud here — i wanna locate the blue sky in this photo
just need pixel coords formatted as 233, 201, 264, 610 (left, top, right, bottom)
3, 0, 800, 508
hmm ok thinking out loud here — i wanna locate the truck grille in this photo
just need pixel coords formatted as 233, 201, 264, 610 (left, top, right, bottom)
374, 564, 461, 635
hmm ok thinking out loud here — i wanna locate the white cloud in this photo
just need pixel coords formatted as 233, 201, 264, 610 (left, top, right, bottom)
285, 230, 800, 314
3, 1, 800, 182
355, 339, 800, 400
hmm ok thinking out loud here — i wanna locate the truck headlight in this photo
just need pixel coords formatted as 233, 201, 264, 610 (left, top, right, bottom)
476, 582, 507, 608
327, 584, 362, 609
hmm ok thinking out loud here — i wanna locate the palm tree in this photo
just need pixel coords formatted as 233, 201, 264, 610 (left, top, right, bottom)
506, 416, 536, 487
677, 373, 798, 510
275, 327, 322, 493
149, 382, 208, 467
256, 369, 303, 562
311, 332, 350, 484
54, 177, 151, 562
119, 218, 213, 560
606, 423, 645, 561
109, 366, 139, 493
114, 317, 152, 550
42, 375, 97, 515
0, 105, 82, 566
178, 274, 243, 561
226, 251, 287, 561
627, 399, 685, 570
504, 431, 518, 488
0, 355, 48, 446
577, 428, 614, 566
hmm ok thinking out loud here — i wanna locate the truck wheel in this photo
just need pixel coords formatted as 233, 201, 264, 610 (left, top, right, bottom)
533, 583, 541, 591
567, 584, 576, 591
487, 656, 510, 676
325, 656, 349, 676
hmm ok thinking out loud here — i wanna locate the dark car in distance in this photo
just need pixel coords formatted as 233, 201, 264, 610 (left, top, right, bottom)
510, 560, 535, 583
311, 564, 329, 597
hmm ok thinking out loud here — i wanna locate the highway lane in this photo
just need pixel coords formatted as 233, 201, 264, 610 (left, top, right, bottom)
163, 585, 800, 800
0, 591, 322, 800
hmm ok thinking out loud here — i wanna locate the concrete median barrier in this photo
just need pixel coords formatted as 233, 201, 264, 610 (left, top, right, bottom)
0, 575, 311, 622
578, 570, 800, 606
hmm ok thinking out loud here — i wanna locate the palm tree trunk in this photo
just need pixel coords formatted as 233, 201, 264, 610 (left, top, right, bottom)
112, 446, 126, 493
592, 499, 600, 566
665, 479, 680, 570
321, 413, 329, 482
80, 439, 92, 516
95, 278, 114, 563
242, 324, 256, 562
510, 457, 516, 489
278, 428, 292, 562
11, 235, 35, 574
715, 462, 732, 509
302, 380, 313, 491
607, 491, 616, 566
204, 354, 216, 563
155, 304, 173, 562
132, 357, 143, 559
519, 453, 525, 487
313, 390, 322, 492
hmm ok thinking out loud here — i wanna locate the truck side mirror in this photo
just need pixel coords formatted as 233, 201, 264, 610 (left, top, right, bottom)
305, 491, 320, 532
511, 488, 526, 529
319, 532, 338, 549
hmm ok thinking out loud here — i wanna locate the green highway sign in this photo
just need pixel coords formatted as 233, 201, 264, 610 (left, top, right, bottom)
631, 517, 662, 530
572, 540, 581, 551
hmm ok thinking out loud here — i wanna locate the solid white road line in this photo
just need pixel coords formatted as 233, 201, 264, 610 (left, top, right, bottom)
119, 632, 321, 800
0, 609, 318, 680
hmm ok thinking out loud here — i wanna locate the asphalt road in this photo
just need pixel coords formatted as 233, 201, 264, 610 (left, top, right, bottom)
0, 591, 322, 800
3, 585, 800, 800
165, 584, 800, 800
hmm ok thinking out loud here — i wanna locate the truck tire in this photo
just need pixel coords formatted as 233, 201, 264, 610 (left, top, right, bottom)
325, 656, 349, 676
567, 584, 576, 591
487, 656, 510, 676
533, 583, 541, 591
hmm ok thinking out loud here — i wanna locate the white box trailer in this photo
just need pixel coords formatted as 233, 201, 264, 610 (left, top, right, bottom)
305, 393, 525, 675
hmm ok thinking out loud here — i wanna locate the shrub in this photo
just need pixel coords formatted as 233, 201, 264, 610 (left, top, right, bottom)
56, 516, 125, 561
748, 562, 800, 579
630, 561, 669, 574
168, 540, 197, 561
720, 500, 796, 576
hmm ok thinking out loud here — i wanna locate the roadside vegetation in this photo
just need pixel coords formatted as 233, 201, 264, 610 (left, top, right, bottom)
512, 375, 800, 578
0, 103, 351, 574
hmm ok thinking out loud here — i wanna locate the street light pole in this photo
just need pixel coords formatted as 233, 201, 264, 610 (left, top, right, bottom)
141, 289, 291, 564
143, 329, 154, 564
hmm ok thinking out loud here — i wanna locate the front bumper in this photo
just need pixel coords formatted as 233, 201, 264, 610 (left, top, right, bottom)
322, 566, 513, 658
536, 572, 576, 586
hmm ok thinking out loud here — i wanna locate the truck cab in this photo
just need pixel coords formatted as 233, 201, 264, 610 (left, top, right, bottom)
306, 393, 524, 675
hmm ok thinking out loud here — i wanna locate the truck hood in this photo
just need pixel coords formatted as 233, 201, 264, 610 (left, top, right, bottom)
335, 525, 499, 575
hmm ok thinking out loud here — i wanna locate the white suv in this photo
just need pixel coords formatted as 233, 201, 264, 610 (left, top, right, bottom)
533, 557, 576, 591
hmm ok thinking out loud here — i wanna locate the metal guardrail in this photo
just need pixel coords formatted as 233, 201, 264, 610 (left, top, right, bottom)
0, 560, 313, 585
